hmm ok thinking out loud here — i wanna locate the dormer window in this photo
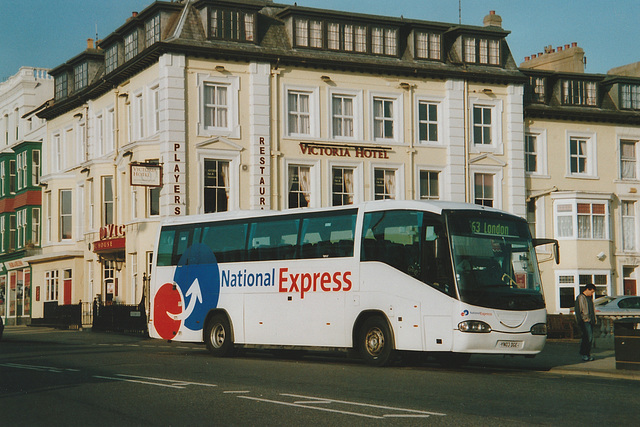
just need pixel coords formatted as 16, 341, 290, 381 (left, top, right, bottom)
562, 80, 597, 106
464, 37, 500, 65
293, 16, 398, 57
525, 76, 546, 103
371, 26, 397, 56
326, 22, 367, 53
209, 8, 256, 42
124, 31, 139, 61
74, 62, 88, 92
294, 18, 323, 48
415, 31, 441, 60
532, 77, 545, 102
105, 45, 118, 74
55, 74, 68, 100
145, 14, 161, 47
621, 84, 640, 109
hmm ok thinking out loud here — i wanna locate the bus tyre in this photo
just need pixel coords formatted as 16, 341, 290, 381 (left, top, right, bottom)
204, 314, 233, 357
358, 316, 394, 367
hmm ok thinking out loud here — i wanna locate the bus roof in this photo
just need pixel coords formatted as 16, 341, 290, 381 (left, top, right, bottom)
158, 200, 516, 228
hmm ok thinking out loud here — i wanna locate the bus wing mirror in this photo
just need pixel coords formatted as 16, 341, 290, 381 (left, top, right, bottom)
532, 238, 560, 264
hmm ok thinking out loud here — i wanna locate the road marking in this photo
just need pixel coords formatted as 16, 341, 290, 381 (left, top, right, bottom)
294, 399, 331, 405
282, 393, 446, 417
383, 414, 443, 418
240, 393, 445, 419
0, 363, 79, 373
115, 374, 218, 388
239, 395, 383, 419
1, 359, 445, 420
94, 375, 185, 389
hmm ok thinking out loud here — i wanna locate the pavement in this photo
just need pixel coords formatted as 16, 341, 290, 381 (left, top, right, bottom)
471, 334, 640, 381
2, 325, 639, 380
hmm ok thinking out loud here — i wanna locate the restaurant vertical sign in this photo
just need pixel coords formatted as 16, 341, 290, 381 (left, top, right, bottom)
252, 135, 271, 210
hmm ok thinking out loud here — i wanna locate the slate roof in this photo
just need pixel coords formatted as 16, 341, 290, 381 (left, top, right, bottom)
37, 0, 530, 120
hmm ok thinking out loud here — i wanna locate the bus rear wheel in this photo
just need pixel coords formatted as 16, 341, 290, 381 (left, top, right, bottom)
358, 316, 394, 367
204, 314, 233, 357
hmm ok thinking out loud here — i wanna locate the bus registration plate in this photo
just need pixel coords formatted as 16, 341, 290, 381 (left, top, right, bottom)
497, 340, 524, 349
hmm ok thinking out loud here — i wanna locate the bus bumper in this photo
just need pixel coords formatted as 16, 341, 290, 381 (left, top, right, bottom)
452, 330, 546, 355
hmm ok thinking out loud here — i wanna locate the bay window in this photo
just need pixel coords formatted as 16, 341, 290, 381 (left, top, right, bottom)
554, 199, 609, 240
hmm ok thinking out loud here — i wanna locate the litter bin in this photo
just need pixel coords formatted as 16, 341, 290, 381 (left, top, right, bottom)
614, 318, 640, 370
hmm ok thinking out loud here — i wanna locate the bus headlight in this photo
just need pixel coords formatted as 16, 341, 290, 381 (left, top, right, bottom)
458, 320, 492, 333
530, 323, 547, 336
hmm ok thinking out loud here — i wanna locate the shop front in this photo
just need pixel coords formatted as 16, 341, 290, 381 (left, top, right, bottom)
93, 224, 126, 304
0, 259, 31, 326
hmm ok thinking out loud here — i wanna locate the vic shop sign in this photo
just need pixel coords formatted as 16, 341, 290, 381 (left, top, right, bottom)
94, 224, 126, 252
93, 237, 126, 252
100, 224, 126, 240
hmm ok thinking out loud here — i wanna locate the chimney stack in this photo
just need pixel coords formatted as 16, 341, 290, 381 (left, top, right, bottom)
483, 10, 502, 28
87, 38, 94, 50
520, 42, 585, 73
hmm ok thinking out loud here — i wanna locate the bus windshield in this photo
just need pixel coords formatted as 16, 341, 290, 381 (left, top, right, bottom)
446, 210, 545, 311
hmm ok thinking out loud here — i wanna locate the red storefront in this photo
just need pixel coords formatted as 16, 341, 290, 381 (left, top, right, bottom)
93, 224, 126, 303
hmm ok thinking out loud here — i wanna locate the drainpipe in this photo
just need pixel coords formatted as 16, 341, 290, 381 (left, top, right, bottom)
271, 64, 281, 209
83, 104, 89, 162
463, 80, 470, 203
406, 83, 416, 198
113, 89, 121, 226
113, 88, 121, 163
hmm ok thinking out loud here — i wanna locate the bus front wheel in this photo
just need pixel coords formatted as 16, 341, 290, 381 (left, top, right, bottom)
204, 314, 233, 357
358, 316, 394, 367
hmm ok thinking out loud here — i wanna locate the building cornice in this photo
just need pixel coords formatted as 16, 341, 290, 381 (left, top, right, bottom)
525, 103, 640, 125
22, 250, 85, 265
39, 40, 526, 121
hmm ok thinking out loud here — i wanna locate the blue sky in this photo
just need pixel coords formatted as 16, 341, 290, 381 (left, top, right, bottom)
1, 0, 637, 81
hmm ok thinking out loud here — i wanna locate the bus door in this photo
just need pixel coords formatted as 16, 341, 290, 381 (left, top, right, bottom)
361, 210, 456, 351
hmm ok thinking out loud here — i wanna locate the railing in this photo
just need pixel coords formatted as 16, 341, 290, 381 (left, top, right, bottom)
547, 314, 640, 341
33, 299, 147, 334
33, 301, 83, 329
0, 66, 51, 88
92, 299, 148, 335
597, 315, 640, 338
547, 314, 576, 339
81, 301, 93, 326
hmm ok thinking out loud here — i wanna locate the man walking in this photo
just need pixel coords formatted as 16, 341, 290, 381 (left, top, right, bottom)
575, 283, 597, 361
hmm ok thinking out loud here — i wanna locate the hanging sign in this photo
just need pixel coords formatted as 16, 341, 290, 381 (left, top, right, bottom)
130, 163, 162, 187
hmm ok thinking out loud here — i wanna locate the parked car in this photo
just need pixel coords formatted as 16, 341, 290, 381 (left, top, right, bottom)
0, 316, 3, 341
594, 296, 640, 317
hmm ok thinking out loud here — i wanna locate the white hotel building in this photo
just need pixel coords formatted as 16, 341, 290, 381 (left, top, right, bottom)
23, 0, 640, 320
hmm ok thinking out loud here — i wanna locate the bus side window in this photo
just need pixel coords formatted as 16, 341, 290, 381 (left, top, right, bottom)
157, 229, 176, 266
173, 228, 193, 265
361, 211, 421, 275
201, 222, 248, 263
301, 211, 356, 259
423, 222, 455, 297
422, 226, 438, 282
249, 218, 299, 261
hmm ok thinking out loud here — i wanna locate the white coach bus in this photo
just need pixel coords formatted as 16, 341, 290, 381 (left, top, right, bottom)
149, 200, 558, 366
